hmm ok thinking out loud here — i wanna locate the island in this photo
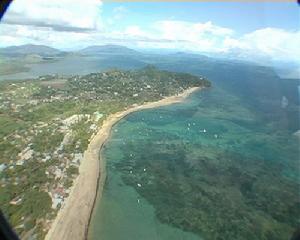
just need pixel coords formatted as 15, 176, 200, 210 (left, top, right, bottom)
0, 66, 210, 239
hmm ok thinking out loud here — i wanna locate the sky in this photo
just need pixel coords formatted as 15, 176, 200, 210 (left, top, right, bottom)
0, 0, 299, 64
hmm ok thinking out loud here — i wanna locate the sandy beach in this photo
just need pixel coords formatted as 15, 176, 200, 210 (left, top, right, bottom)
45, 87, 201, 240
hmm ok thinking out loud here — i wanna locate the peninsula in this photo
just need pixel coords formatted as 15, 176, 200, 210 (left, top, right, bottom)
0, 66, 210, 239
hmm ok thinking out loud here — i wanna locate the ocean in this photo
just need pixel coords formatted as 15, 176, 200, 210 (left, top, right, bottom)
89, 85, 300, 240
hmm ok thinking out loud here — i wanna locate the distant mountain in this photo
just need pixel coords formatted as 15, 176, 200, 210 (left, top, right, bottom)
0, 44, 63, 57
78, 44, 140, 56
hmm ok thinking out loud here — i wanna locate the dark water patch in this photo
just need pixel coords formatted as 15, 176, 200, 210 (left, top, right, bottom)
169, 107, 199, 119
217, 117, 263, 132
115, 140, 299, 240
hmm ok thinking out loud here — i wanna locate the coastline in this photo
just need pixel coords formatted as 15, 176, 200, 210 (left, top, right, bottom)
45, 86, 201, 240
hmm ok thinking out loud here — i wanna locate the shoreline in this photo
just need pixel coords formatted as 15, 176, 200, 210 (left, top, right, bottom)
45, 86, 201, 240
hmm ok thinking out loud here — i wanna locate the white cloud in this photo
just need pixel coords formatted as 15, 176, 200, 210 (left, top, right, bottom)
106, 21, 234, 53
0, 0, 103, 49
154, 20, 234, 41
0, 23, 93, 49
2, 0, 103, 31
112, 6, 127, 20
106, 6, 128, 26
124, 26, 146, 37
127, 21, 300, 64
241, 28, 300, 62
148, 21, 233, 52
220, 28, 300, 64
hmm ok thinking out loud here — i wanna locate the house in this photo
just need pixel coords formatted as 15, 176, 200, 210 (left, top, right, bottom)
10, 197, 22, 205
16, 160, 24, 166
54, 168, 63, 179
0, 164, 6, 172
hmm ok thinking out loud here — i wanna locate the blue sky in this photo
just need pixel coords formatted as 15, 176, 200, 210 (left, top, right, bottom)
102, 2, 299, 34
0, 1, 299, 64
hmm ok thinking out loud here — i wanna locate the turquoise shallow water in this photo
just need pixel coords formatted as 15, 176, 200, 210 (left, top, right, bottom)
89, 87, 299, 240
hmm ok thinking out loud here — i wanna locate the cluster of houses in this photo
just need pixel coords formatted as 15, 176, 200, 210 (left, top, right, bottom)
1, 109, 105, 212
